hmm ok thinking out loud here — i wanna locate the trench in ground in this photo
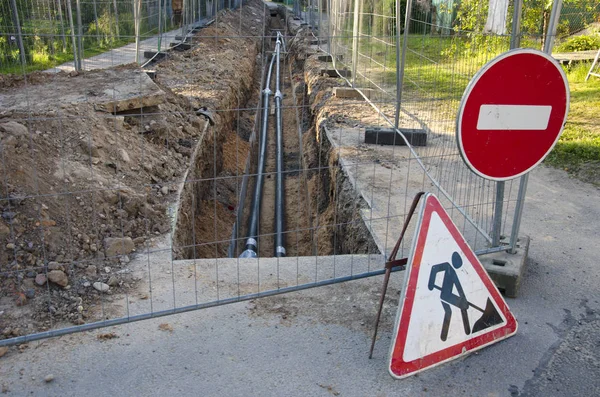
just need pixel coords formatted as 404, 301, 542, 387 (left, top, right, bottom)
174, 11, 378, 259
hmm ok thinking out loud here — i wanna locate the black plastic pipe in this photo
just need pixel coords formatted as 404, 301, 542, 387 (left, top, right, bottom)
240, 51, 277, 258
274, 32, 286, 257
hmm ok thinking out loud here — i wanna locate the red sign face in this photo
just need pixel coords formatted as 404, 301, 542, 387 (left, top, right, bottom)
457, 49, 569, 181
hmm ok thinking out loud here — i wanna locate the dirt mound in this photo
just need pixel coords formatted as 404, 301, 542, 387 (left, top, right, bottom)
0, 0, 268, 341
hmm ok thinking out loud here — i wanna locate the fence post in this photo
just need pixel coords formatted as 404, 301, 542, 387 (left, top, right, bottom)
351, 0, 360, 87
75, 0, 84, 69
327, 0, 331, 56
492, 0, 525, 248
113, 0, 121, 37
158, 0, 164, 52
92, 0, 101, 44
508, 0, 562, 254
9, 0, 26, 67
56, 0, 68, 51
134, 0, 142, 64
394, 0, 412, 128
65, 0, 80, 70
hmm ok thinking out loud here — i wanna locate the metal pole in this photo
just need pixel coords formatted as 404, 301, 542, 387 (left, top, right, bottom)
274, 33, 286, 258
158, 0, 163, 52
492, 0, 526, 248
317, 0, 322, 37
240, 52, 277, 258
509, 0, 522, 50
543, 0, 562, 54
75, 0, 84, 69
509, 0, 562, 254
92, 0, 101, 44
9, 0, 27, 67
491, 182, 504, 247
65, 0, 80, 70
56, 0, 68, 51
394, 0, 412, 127
327, 0, 331, 56
134, 0, 141, 64
350, 0, 360, 87
113, 0, 120, 37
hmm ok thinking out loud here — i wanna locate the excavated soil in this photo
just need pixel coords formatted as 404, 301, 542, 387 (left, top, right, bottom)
0, 2, 379, 343
0, 0, 269, 340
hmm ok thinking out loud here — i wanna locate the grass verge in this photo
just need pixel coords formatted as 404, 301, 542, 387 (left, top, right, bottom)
545, 62, 600, 185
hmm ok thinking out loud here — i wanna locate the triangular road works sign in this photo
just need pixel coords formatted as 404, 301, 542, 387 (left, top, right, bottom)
388, 193, 517, 379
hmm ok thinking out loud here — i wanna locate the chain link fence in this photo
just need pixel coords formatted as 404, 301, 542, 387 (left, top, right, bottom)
0, 0, 587, 349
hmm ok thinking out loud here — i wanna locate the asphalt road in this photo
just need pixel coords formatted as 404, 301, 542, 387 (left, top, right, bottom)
0, 165, 598, 396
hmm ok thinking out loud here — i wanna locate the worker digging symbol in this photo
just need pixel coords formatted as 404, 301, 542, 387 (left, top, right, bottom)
428, 252, 504, 341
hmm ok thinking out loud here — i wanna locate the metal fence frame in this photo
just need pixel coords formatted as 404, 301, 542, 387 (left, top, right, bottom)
0, 0, 589, 348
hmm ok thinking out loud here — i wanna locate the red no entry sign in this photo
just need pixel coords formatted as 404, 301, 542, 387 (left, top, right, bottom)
457, 49, 570, 181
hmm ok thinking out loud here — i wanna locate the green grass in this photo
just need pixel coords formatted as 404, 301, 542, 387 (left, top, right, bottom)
0, 38, 134, 74
545, 62, 600, 175
352, 34, 599, 180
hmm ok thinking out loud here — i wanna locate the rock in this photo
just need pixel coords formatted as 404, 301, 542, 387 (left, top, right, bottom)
104, 237, 135, 257
85, 265, 97, 278
26, 271, 36, 278
83, 281, 91, 287
47, 262, 63, 271
15, 293, 26, 306
90, 243, 98, 252
35, 274, 47, 286
48, 270, 68, 287
119, 148, 131, 163
119, 255, 130, 265
93, 282, 109, 292
6, 243, 15, 250
107, 276, 119, 287
0, 222, 9, 239
160, 186, 169, 195
0, 121, 29, 136
24, 289, 35, 299
104, 266, 111, 274
0, 346, 8, 358
44, 374, 55, 383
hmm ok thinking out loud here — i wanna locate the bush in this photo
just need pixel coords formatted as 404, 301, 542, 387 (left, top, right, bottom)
555, 34, 600, 52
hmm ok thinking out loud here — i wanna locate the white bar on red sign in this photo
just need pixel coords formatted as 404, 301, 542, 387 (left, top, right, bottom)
476, 105, 552, 130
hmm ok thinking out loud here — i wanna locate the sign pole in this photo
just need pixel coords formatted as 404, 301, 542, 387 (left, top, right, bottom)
492, 0, 523, 248
509, 0, 562, 254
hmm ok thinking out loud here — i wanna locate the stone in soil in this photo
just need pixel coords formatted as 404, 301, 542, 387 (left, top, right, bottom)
85, 265, 97, 278
44, 374, 55, 383
35, 274, 47, 286
104, 237, 135, 257
93, 282, 110, 292
47, 270, 68, 287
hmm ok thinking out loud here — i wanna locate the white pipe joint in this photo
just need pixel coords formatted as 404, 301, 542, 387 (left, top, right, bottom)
274, 90, 283, 100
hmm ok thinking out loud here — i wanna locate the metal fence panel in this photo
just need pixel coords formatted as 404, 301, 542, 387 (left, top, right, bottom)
0, 0, 590, 348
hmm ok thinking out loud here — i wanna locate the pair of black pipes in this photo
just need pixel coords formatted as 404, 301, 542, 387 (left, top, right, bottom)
240, 33, 285, 258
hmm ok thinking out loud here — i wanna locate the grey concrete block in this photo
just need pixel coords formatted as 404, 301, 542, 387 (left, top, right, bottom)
480, 236, 530, 298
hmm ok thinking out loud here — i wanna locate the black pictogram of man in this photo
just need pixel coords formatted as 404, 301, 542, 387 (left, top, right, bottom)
427, 252, 471, 342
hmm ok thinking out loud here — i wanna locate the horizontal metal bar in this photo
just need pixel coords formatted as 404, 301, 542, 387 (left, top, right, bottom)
0, 244, 505, 348
0, 264, 404, 347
